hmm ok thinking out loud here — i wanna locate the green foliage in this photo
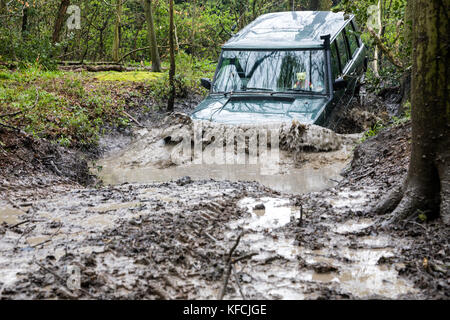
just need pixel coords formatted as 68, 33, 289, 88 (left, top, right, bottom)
335, 0, 411, 82
361, 120, 385, 142
392, 101, 411, 125
0, 68, 139, 149
148, 51, 215, 106
360, 101, 411, 142
418, 211, 427, 222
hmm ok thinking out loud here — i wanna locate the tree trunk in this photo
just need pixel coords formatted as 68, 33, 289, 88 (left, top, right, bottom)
0, 0, 6, 15
373, 0, 382, 76
309, 0, 332, 10
373, 0, 450, 225
310, 0, 319, 10
287, 0, 292, 11
142, 0, 161, 72
167, 0, 175, 112
112, 0, 123, 63
191, 0, 196, 57
21, 6, 29, 38
52, 0, 70, 44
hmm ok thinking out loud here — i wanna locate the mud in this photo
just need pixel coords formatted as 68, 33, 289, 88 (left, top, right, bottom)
0, 127, 95, 201
324, 89, 391, 134
0, 179, 418, 300
0, 93, 448, 300
95, 112, 359, 194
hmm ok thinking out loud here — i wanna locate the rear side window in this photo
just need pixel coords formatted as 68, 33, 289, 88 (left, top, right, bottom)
336, 31, 350, 70
345, 23, 360, 57
330, 42, 340, 79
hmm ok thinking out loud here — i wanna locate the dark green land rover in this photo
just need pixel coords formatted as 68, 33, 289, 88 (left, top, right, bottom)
191, 11, 366, 126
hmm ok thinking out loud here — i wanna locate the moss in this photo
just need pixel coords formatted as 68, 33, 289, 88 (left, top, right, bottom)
93, 71, 163, 82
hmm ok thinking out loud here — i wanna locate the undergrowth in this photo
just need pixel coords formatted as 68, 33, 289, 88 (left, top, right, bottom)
0, 54, 214, 149
361, 101, 411, 142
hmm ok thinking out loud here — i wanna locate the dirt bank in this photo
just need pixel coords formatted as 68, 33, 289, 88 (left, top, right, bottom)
0, 93, 204, 202
0, 127, 94, 201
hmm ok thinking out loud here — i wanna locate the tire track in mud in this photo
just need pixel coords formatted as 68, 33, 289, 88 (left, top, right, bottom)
0, 179, 420, 299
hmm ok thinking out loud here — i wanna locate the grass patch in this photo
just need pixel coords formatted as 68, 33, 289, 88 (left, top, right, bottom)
94, 71, 163, 82
0, 69, 134, 149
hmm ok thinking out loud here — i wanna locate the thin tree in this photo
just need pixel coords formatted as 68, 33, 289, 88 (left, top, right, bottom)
373, 0, 449, 225
167, 0, 175, 112
142, 0, 161, 72
191, 0, 196, 57
52, 0, 70, 44
21, 4, 29, 38
0, 0, 6, 15
112, 0, 123, 62
309, 0, 332, 10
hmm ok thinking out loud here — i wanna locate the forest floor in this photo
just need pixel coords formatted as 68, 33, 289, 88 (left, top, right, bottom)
0, 75, 448, 300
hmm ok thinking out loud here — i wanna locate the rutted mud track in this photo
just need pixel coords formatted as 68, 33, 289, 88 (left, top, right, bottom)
0, 179, 421, 299
0, 112, 448, 300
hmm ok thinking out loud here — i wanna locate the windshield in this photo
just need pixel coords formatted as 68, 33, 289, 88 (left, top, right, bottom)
212, 50, 327, 94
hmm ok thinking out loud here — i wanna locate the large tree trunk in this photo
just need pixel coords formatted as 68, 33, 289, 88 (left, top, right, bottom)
373, 0, 450, 225
142, 0, 161, 72
112, 0, 123, 63
52, 0, 70, 44
167, 0, 175, 112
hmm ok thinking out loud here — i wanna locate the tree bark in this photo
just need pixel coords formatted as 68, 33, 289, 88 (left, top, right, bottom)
191, 0, 196, 57
52, 0, 70, 44
112, 0, 123, 63
142, 0, 161, 72
21, 6, 29, 38
0, 0, 6, 15
373, 0, 450, 225
309, 0, 331, 10
167, 0, 175, 112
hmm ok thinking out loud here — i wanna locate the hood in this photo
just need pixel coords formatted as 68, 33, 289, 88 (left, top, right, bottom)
190, 94, 330, 125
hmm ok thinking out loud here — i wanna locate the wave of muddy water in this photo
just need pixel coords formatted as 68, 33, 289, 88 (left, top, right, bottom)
0, 116, 420, 299
95, 115, 358, 194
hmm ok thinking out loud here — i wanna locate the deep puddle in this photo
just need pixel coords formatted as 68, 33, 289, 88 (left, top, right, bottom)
98, 162, 347, 194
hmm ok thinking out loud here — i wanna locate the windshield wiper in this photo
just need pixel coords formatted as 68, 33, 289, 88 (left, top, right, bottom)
242, 87, 274, 92
286, 88, 313, 93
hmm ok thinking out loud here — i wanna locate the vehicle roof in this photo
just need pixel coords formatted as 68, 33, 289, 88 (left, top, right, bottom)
222, 11, 353, 50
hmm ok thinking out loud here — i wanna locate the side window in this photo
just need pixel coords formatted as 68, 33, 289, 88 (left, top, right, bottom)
330, 41, 341, 79
345, 23, 360, 57
351, 21, 361, 46
336, 31, 350, 70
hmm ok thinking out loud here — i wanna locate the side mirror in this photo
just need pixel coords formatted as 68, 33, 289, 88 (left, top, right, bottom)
333, 78, 348, 91
201, 78, 212, 90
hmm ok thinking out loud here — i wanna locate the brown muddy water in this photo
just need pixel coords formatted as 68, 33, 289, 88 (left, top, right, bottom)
0, 120, 420, 299
94, 119, 355, 194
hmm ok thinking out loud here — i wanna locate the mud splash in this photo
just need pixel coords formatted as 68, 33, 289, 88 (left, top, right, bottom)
95, 114, 358, 194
